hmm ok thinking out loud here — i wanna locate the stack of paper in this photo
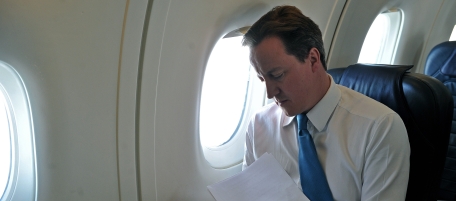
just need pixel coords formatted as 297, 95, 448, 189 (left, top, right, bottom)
207, 153, 309, 201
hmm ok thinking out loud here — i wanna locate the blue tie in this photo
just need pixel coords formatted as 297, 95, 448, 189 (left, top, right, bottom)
297, 114, 333, 201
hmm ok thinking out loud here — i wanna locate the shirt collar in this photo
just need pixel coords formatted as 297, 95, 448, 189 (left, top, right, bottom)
281, 74, 341, 132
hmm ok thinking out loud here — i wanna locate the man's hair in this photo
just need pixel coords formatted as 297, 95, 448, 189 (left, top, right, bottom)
242, 5, 327, 70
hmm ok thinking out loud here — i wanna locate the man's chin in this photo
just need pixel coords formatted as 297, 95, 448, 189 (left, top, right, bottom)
280, 107, 298, 117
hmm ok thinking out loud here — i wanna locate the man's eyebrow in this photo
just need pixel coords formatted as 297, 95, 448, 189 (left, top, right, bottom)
256, 67, 282, 78
266, 67, 283, 75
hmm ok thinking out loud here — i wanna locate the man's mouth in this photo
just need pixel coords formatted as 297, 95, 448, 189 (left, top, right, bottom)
276, 99, 288, 106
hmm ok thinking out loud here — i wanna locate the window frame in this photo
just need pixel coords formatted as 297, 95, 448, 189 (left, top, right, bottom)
199, 33, 265, 169
199, 36, 252, 148
0, 61, 36, 201
450, 25, 456, 41
358, 8, 404, 64
0, 86, 13, 199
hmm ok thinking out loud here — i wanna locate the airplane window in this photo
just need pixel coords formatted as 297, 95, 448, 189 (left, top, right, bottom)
358, 14, 388, 63
199, 30, 265, 168
0, 61, 36, 200
358, 9, 403, 64
450, 25, 456, 41
0, 90, 11, 199
200, 36, 251, 148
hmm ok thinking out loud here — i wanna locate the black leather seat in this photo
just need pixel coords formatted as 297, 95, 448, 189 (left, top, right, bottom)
328, 64, 453, 201
424, 41, 456, 200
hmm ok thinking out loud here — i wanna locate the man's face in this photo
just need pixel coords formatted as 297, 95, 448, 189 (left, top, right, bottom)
250, 36, 320, 116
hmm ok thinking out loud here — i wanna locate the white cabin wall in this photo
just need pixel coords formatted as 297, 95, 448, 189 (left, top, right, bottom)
139, 0, 345, 200
414, 0, 456, 73
2, 0, 455, 200
393, 0, 446, 72
327, 0, 456, 72
0, 0, 147, 200
117, 0, 149, 201
327, 0, 392, 68
136, 0, 456, 200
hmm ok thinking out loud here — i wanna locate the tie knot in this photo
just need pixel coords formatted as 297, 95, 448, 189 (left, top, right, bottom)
296, 114, 308, 131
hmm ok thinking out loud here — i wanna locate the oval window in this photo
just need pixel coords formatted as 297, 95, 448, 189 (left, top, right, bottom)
200, 36, 251, 148
0, 61, 36, 200
0, 89, 12, 198
358, 9, 403, 64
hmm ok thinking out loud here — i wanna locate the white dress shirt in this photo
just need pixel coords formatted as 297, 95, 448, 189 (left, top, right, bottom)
242, 75, 410, 201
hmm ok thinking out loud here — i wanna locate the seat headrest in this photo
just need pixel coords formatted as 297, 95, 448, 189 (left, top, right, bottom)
334, 64, 412, 114
424, 41, 456, 77
328, 63, 454, 201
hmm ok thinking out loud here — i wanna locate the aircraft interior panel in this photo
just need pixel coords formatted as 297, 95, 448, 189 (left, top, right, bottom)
327, 0, 456, 72
139, 0, 344, 200
0, 0, 455, 200
414, 0, 456, 73
0, 1, 132, 200
116, 0, 150, 201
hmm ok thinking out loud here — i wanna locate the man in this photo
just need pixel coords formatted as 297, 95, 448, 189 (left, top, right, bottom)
242, 5, 410, 200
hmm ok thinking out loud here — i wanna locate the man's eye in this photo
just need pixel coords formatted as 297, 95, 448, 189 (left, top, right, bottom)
272, 73, 284, 79
258, 76, 265, 82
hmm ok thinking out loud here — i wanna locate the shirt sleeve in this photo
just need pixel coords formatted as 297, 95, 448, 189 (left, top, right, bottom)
361, 113, 410, 200
242, 120, 255, 170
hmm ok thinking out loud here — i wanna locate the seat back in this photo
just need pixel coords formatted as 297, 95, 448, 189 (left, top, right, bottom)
328, 64, 453, 201
424, 41, 456, 200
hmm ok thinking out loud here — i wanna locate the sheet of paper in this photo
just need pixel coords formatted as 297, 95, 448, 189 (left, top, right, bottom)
207, 153, 309, 201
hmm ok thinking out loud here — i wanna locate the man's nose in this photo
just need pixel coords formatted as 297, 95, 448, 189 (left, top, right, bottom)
265, 80, 279, 99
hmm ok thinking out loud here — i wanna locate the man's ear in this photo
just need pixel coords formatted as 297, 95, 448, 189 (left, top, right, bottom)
308, 47, 321, 70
